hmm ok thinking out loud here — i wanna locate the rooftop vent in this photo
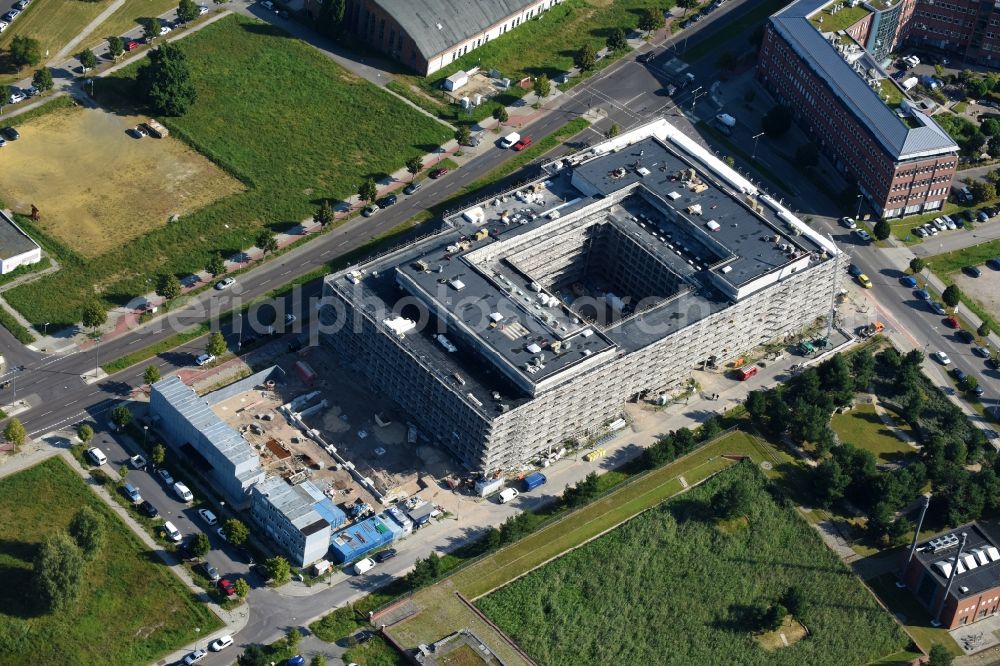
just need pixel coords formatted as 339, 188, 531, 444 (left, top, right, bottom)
927, 534, 960, 553
526, 343, 542, 354
449, 278, 466, 291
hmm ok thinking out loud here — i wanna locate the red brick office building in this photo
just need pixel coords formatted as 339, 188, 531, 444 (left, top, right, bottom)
758, 0, 958, 219
902, 523, 1000, 629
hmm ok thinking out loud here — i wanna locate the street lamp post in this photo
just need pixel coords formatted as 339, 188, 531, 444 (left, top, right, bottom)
95, 337, 103, 370
43, 322, 49, 336
143, 425, 148, 448
751, 131, 765, 160
856, 193, 864, 221
195, 627, 200, 652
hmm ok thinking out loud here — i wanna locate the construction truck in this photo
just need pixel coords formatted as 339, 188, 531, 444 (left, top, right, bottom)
855, 321, 885, 339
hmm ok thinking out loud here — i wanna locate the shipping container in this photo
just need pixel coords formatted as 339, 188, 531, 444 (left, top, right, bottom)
522, 472, 547, 491
328, 515, 394, 563
474, 476, 505, 497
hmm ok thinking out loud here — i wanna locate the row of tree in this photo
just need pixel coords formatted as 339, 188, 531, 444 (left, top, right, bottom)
34, 507, 106, 612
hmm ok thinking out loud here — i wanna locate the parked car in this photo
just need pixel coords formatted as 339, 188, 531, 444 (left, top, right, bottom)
512, 136, 533, 151
8, 91, 25, 104
157, 468, 175, 485
216, 526, 228, 542
130, 453, 147, 468
377, 194, 397, 208
429, 168, 449, 179
499, 132, 520, 149
988, 358, 1000, 370
857, 274, 873, 288
839, 217, 857, 229
2, 10, 19, 21
957, 330, 975, 343
922, 223, 938, 236
932, 350, 952, 365
914, 289, 930, 300
952, 368, 968, 382
159, 24, 172, 35
362, 203, 379, 217
987, 258, 1000, 271
978, 210, 990, 223
932, 217, 948, 231
963, 265, 983, 278
914, 227, 928, 238
900, 276, 917, 287
86, 447, 108, 465
138, 500, 158, 518
374, 548, 397, 563
23, 86, 37, 97
183, 649, 207, 665
974, 346, 992, 358
945, 316, 960, 329
209, 635, 234, 651
217, 579, 236, 596
403, 182, 422, 195
195, 353, 215, 366
2, 127, 19, 140
853, 229, 871, 242
215, 277, 235, 290
13, 0, 29, 9
354, 558, 376, 575
201, 562, 221, 582
124, 40, 140, 51
198, 508, 217, 525
198, 4, 208, 13
930, 301, 947, 315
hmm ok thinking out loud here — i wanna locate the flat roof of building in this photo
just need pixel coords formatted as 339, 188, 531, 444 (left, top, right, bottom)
328, 119, 839, 417
0, 210, 40, 261
254, 475, 344, 536
770, 0, 958, 160
913, 522, 1000, 600
154, 376, 262, 484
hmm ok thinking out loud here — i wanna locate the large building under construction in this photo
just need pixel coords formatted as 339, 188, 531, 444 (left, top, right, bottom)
320, 119, 845, 473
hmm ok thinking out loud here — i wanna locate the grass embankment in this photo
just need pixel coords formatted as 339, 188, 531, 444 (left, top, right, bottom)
0, 0, 112, 84
387, 0, 668, 124
477, 462, 910, 666
4, 15, 450, 330
0, 456, 220, 665
82, 0, 185, 50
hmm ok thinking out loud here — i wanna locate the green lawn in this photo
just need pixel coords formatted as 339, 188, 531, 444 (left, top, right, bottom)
830, 404, 917, 464
477, 462, 910, 666
3, 15, 450, 328
450, 431, 786, 600
0, 0, 113, 84
343, 635, 408, 666
389, 0, 670, 124
82, 0, 186, 50
868, 573, 962, 657
808, 5, 870, 33
0, 456, 219, 664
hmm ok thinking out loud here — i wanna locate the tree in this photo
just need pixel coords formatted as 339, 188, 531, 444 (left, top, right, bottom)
68, 506, 104, 560
107, 36, 124, 60
254, 231, 278, 256
677, 0, 698, 15
155, 273, 182, 300
77, 423, 94, 444
287, 627, 301, 651
318, 0, 346, 37
815, 458, 849, 508
909, 257, 925, 273
928, 644, 955, 666
484, 527, 502, 551
119, 464, 128, 482
79, 48, 98, 71
763, 603, 787, 631
782, 586, 807, 617
144, 18, 162, 42
990, 134, 1000, 158
962, 375, 980, 396
762, 105, 793, 138
712, 476, 753, 519
455, 125, 472, 146
111, 405, 133, 429
234, 577, 250, 599
33, 533, 84, 612
264, 555, 291, 584
311, 656, 327, 666
983, 118, 1000, 137
969, 179, 997, 204
405, 156, 423, 181
979, 322, 991, 337
206, 330, 227, 358
137, 42, 197, 116
10, 36, 42, 66
206, 251, 226, 277
81, 300, 107, 330
312, 201, 334, 228
607, 122, 621, 138
177, 0, 199, 23
638, 8, 665, 33
358, 178, 378, 205
32, 67, 54, 92
190, 532, 210, 558
237, 644, 269, 666
223, 519, 250, 546
873, 219, 891, 241
606, 28, 628, 52
143, 365, 161, 385
151, 443, 166, 466
4, 417, 25, 448
575, 43, 597, 71
493, 105, 509, 124
943, 284, 961, 308
533, 73, 551, 101
795, 143, 819, 168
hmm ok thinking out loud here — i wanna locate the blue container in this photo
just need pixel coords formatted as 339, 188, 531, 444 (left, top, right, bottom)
329, 515, 394, 563
522, 472, 547, 491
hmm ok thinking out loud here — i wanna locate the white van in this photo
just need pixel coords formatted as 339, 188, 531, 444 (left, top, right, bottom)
163, 520, 182, 542
499, 132, 521, 149
354, 557, 376, 575
498, 487, 519, 504
86, 447, 108, 466
173, 481, 193, 502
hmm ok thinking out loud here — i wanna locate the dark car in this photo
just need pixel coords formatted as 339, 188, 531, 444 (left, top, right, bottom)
429, 168, 449, 179
957, 330, 975, 343
900, 276, 917, 288
374, 548, 397, 563
963, 265, 983, 278
988, 358, 1000, 370
239, 333, 257, 348
352, 630, 376, 644
377, 194, 397, 208
973, 384, 985, 397
847, 264, 863, 277
974, 346, 992, 358
962, 209, 975, 222
952, 368, 968, 382
403, 182, 422, 195
988, 258, 1000, 271
138, 500, 158, 518
637, 51, 655, 63
2, 127, 19, 141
